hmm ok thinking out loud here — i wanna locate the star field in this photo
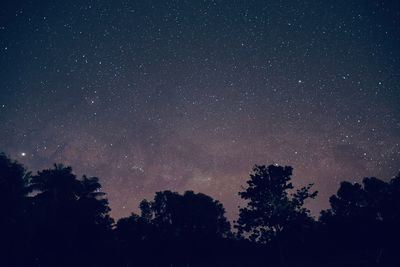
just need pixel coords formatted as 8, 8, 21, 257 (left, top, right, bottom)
1, 0, 399, 219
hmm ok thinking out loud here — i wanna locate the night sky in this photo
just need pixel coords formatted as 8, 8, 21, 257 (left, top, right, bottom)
1, 0, 399, 220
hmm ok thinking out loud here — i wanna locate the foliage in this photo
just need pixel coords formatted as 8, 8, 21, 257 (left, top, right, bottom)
0, 152, 399, 266
0, 153, 31, 266
29, 164, 113, 266
236, 164, 317, 243
320, 173, 400, 264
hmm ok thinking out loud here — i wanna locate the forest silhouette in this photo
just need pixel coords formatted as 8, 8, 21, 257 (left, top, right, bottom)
0, 152, 398, 266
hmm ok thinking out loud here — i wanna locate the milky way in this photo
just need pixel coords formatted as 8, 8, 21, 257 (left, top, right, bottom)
1, 0, 399, 219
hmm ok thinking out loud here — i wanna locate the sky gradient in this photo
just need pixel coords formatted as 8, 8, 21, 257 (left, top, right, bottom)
1, 0, 399, 219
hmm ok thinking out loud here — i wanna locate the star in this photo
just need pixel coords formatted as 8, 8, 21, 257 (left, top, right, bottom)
0, 0, 398, 221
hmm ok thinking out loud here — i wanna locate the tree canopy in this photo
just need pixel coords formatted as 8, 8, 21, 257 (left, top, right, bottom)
0, 152, 398, 266
236, 164, 317, 243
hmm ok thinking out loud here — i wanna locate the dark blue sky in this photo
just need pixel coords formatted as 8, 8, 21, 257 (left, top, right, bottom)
1, 0, 399, 219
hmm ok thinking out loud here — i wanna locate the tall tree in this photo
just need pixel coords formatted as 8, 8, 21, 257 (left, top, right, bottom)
320, 173, 400, 264
30, 164, 113, 267
148, 190, 230, 238
0, 153, 31, 266
236, 165, 317, 264
114, 213, 159, 267
116, 190, 231, 266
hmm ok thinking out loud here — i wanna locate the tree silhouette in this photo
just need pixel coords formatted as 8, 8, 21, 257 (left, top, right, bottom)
236, 164, 317, 265
29, 164, 113, 267
320, 173, 400, 264
147, 190, 230, 238
115, 213, 159, 266
2, 151, 400, 266
116, 190, 231, 266
0, 153, 31, 266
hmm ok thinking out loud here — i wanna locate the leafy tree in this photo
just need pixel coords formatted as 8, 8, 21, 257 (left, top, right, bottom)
236, 164, 317, 264
147, 190, 231, 265
30, 164, 113, 267
0, 153, 30, 206
77, 175, 113, 227
116, 190, 231, 266
114, 213, 159, 267
0, 153, 31, 266
147, 190, 230, 238
3, 150, 400, 266
320, 173, 400, 264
